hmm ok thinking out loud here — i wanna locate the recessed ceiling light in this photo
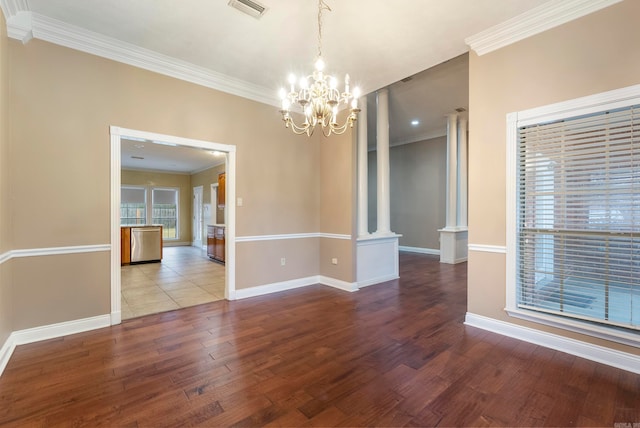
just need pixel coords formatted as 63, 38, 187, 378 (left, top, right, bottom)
209, 151, 225, 157
411, 120, 420, 126
134, 143, 145, 149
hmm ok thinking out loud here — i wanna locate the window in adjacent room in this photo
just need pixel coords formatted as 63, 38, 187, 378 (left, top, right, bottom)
120, 185, 180, 240
152, 188, 179, 240
506, 85, 640, 342
120, 186, 146, 225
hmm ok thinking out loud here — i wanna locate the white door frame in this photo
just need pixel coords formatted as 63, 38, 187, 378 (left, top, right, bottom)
110, 126, 237, 325
192, 185, 204, 248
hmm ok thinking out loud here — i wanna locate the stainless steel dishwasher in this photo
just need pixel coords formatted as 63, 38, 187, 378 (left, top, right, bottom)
130, 226, 162, 263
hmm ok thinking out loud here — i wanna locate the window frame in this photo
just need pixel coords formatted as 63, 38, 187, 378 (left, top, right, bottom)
506, 84, 640, 347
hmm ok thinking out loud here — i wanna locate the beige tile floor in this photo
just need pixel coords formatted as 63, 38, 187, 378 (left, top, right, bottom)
121, 246, 225, 320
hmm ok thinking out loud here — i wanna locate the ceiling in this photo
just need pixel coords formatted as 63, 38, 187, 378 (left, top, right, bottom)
8, 0, 562, 170
121, 138, 225, 174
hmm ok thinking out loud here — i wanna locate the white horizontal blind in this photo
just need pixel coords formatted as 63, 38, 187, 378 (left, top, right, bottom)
121, 187, 145, 204
517, 106, 639, 330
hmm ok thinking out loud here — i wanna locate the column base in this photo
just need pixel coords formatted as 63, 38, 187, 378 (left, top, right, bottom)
357, 233, 401, 288
438, 227, 468, 264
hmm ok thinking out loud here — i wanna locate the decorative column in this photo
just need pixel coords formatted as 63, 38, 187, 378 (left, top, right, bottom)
356, 88, 400, 289
376, 87, 391, 235
445, 113, 458, 229
357, 96, 369, 237
439, 113, 468, 264
458, 118, 468, 228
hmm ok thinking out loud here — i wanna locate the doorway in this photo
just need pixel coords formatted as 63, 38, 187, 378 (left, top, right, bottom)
193, 185, 204, 249
110, 126, 236, 325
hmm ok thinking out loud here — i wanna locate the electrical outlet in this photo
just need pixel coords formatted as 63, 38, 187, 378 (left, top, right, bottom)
331, 258, 338, 265
281, 257, 286, 266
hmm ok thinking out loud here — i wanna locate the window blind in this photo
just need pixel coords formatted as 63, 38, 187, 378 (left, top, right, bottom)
517, 106, 639, 330
121, 187, 146, 204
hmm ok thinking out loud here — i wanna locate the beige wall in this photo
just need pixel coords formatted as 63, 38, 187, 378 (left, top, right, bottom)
121, 169, 192, 244
0, 9, 11, 346
368, 136, 447, 249
319, 129, 356, 282
468, 0, 640, 354
190, 163, 225, 225
12, 253, 110, 330
7, 37, 354, 327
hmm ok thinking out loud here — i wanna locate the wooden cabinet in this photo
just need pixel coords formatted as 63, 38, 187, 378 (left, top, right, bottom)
206, 226, 215, 260
217, 172, 226, 207
207, 225, 225, 263
121, 226, 131, 265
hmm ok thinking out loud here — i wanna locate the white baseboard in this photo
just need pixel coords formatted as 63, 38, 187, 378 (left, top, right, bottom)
0, 334, 16, 377
465, 312, 640, 375
399, 246, 440, 255
235, 276, 319, 300
0, 314, 112, 377
319, 276, 358, 292
235, 274, 363, 299
358, 273, 399, 288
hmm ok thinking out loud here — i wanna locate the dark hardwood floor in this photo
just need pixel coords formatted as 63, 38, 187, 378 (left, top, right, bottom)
1, 252, 638, 427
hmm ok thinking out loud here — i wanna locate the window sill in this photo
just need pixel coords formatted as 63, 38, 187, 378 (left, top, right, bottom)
505, 307, 640, 348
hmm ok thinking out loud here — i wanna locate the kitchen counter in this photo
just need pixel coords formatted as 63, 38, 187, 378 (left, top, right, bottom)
121, 225, 163, 265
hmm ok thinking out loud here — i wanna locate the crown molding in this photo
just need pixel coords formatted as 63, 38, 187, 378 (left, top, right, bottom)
465, 0, 623, 56
1, 0, 32, 42
3, 9, 279, 107
0, 0, 28, 18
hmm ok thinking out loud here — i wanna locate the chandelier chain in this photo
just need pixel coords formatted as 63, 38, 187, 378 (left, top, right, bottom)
317, 0, 330, 59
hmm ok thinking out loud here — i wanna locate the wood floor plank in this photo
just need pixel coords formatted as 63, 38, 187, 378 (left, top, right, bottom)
0, 252, 638, 427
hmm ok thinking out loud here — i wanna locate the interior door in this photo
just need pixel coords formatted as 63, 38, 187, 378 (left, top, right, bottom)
193, 186, 203, 248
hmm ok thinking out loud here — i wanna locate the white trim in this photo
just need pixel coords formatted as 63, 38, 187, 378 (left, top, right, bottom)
0, 0, 28, 18
356, 233, 402, 243
468, 244, 507, 254
234, 276, 318, 300
4, 12, 278, 107
505, 308, 640, 348
0, 314, 111, 377
236, 232, 351, 242
505, 111, 519, 311
10, 244, 110, 258
0, 334, 16, 377
465, 312, 640, 375
398, 246, 440, 256
513, 84, 640, 127
12, 314, 111, 345
358, 273, 399, 288
465, 0, 622, 56
319, 276, 359, 293
234, 274, 359, 300
0, 245, 110, 265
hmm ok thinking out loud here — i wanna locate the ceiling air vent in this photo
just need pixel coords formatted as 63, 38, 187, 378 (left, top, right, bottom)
228, 0, 268, 19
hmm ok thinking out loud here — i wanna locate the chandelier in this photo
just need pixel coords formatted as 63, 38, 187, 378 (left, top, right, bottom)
278, 0, 360, 137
